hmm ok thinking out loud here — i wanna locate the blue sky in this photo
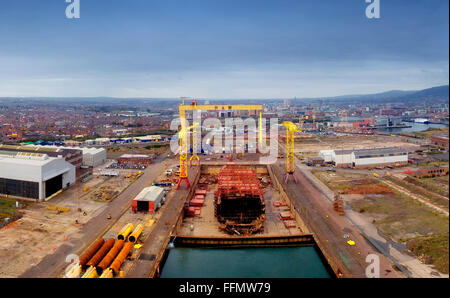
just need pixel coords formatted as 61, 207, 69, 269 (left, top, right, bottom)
0, 0, 448, 98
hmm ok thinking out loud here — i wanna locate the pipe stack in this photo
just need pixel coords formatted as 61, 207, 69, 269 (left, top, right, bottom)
79, 238, 105, 267
110, 242, 134, 274
81, 266, 98, 278
87, 238, 115, 267
127, 224, 144, 243
96, 239, 125, 274
117, 223, 134, 240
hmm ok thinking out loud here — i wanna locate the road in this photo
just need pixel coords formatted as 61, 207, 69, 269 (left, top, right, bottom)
126, 167, 200, 278
276, 140, 404, 277
20, 151, 172, 278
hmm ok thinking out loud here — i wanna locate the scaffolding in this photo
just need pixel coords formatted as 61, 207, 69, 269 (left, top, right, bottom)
214, 165, 265, 235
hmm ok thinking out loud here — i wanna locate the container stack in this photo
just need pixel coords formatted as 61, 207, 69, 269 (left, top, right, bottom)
185, 187, 207, 217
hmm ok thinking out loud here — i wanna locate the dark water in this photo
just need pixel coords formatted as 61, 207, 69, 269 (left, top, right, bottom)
377, 122, 448, 133
160, 246, 331, 278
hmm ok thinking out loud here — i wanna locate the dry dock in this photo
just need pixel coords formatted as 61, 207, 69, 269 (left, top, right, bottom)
127, 162, 338, 278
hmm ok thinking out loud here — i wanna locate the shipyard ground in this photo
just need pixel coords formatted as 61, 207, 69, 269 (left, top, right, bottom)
15, 151, 173, 278
1, 142, 429, 278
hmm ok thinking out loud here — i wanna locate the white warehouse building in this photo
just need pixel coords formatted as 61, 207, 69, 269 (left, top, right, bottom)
318, 147, 409, 169
34, 145, 107, 167
0, 152, 76, 201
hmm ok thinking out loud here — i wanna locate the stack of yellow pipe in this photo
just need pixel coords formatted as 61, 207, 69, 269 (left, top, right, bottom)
81, 266, 98, 278
128, 224, 144, 243
99, 268, 114, 278
117, 223, 134, 241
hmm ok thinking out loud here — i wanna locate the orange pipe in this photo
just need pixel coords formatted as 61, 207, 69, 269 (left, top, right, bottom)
87, 238, 115, 267
97, 239, 125, 274
110, 242, 134, 275
79, 238, 105, 267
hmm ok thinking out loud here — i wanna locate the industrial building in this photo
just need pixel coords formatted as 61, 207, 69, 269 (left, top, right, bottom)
431, 135, 449, 149
34, 145, 107, 167
0, 144, 91, 181
118, 154, 153, 166
319, 147, 409, 169
413, 166, 449, 177
0, 152, 76, 201
131, 186, 165, 213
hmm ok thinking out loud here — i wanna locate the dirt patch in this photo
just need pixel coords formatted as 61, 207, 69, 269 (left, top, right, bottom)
348, 193, 449, 274
406, 234, 449, 274
343, 184, 393, 195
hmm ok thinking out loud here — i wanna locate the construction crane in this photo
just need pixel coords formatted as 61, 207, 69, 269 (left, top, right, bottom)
176, 101, 263, 190
176, 121, 190, 190
180, 96, 190, 105
282, 121, 298, 184
312, 110, 316, 130
298, 115, 308, 131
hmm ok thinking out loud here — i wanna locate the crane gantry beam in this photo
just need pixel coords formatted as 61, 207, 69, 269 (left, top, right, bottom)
282, 121, 298, 184
176, 101, 263, 190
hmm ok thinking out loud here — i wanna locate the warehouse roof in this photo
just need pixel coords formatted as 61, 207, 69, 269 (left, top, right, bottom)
432, 134, 449, 140
133, 186, 164, 202
334, 149, 354, 155
353, 147, 408, 157
0, 154, 53, 166
120, 154, 151, 158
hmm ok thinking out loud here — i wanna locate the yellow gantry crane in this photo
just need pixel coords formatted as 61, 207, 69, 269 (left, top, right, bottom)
282, 121, 298, 184
176, 99, 263, 190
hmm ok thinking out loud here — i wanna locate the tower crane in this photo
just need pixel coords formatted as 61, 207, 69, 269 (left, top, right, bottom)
282, 121, 298, 184
180, 96, 190, 105
312, 110, 316, 130
298, 115, 308, 131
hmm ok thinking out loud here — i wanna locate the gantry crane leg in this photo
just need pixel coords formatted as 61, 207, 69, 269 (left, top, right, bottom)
282, 121, 298, 184
189, 122, 200, 167
176, 109, 190, 189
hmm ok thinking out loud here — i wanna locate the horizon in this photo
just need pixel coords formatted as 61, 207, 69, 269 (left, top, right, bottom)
0, 84, 447, 101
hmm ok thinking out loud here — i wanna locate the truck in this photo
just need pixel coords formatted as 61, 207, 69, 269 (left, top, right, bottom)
324, 167, 336, 172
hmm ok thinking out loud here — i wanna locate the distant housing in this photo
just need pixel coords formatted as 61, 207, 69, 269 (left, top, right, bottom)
83, 135, 170, 146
